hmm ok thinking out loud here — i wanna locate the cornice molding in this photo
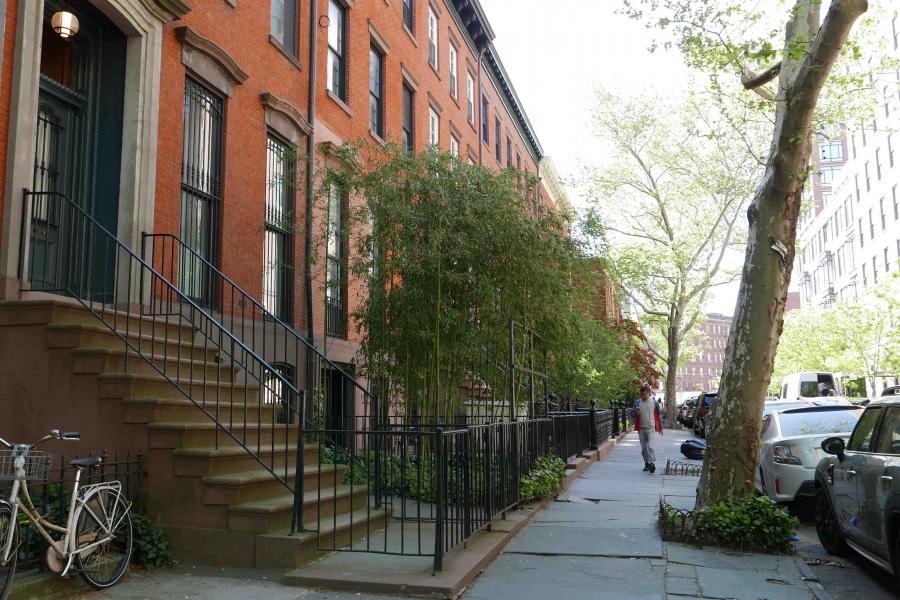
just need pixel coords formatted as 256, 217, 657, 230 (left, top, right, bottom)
175, 26, 248, 85
260, 92, 312, 136
142, 0, 191, 21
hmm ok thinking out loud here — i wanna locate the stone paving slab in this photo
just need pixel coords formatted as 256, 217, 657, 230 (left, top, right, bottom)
666, 543, 802, 576
696, 566, 812, 600
504, 524, 663, 557
463, 554, 665, 600
665, 575, 699, 596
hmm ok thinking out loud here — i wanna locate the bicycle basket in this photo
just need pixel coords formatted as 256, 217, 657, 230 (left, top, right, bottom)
0, 450, 54, 481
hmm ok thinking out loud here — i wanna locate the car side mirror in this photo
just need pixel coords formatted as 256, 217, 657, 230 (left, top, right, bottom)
822, 437, 846, 460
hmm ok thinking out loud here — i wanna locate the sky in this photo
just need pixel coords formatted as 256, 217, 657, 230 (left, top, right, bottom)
478, 0, 742, 317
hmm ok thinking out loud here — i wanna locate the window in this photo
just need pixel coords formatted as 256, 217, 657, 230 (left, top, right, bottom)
865, 161, 871, 191
859, 218, 864, 248
855, 174, 860, 203
819, 140, 843, 161
326, 183, 346, 338
403, 0, 414, 32
466, 72, 475, 124
874, 408, 900, 454
448, 44, 458, 99
873, 256, 878, 284
264, 135, 294, 321
506, 136, 512, 167
402, 84, 414, 153
851, 134, 857, 159
886, 248, 891, 273
263, 363, 296, 424
894, 186, 898, 220
819, 167, 839, 185
369, 46, 384, 138
881, 197, 887, 230
427, 7, 438, 69
890, 135, 895, 168
876, 148, 883, 180
869, 208, 875, 239
270, 0, 298, 56
180, 78, 224, 305
450, 134, 459, 157
428, 107, 439, 147
480, 96, 488, 143
326, 0, 346, 101
495, 117, 501, 162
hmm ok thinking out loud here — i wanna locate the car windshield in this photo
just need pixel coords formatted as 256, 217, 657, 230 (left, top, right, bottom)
799, 381, 820, 397
778, 409, 862, 437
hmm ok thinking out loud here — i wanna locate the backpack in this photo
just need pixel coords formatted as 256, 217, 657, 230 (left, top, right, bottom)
680, 439, 706, 460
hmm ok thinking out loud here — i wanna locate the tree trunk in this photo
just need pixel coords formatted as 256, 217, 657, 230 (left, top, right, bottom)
696, 0, 867, 507
665, 322, 680, 428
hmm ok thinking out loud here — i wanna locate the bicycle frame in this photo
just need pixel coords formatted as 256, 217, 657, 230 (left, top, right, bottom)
1, 449, 126, 577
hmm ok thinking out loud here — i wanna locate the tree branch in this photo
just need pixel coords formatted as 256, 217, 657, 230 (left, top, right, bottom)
741, 62, 782, 90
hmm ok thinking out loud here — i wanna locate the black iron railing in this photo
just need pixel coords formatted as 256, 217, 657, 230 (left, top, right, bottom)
21, 190, 306, 524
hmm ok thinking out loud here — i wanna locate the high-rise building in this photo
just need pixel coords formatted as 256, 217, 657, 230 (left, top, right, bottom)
676, 313, 732, 393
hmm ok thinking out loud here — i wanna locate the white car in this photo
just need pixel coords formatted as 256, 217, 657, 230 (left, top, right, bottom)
756, 405, 863, 502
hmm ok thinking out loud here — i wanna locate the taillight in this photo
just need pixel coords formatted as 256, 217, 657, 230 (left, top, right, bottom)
775, 478, 781, 494
773, 445, 802, 465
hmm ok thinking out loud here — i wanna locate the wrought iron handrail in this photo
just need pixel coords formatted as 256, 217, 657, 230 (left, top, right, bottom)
21, 189, 307, 528
141, 232, 377, 406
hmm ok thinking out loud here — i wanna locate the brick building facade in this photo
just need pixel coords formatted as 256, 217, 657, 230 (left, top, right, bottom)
0, 0, 558, 365
675, 313, 732, 393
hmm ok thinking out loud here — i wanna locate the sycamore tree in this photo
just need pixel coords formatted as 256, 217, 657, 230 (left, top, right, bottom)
622, 0, 899, 505
586, 90, 760, 426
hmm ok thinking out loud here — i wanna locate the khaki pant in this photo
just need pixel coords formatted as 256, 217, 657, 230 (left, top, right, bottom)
639, 428, 656, 465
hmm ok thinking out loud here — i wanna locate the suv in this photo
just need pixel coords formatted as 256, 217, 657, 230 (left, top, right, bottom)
693, 391, 718, 438
814, 397, 900, 580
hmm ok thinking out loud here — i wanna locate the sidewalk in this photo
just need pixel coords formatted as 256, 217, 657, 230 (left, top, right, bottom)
55, 430, 832, 600
459, 429, 830, 600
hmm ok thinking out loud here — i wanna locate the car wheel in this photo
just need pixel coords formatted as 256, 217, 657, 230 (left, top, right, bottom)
814, 486, 847, 556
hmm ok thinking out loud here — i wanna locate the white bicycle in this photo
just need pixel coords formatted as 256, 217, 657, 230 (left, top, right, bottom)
0, 430, 133, 599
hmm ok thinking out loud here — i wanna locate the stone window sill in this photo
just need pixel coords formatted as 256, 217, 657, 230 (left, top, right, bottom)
327, 89, 353, 117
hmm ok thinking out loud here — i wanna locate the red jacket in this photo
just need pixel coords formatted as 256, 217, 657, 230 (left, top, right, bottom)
632, 399, 662, 433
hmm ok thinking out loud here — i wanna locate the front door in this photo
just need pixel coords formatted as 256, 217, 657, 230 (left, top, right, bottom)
29, 1, 126, 299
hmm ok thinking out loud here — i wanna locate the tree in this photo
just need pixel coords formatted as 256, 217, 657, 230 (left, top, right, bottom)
585, 90, 759, 426
624, 0, 873, 505
322, 144, 641, 419
773, 274, 900, 395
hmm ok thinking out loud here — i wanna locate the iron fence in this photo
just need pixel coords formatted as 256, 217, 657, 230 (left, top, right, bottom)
0, 450, 144, 572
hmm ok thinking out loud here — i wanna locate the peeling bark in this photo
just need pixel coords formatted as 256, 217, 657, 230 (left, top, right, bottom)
696, 0, 868, 507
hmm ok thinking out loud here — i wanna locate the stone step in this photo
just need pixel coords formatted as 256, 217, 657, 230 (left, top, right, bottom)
170, 442, 319, 477
257, 508, 391, 569
121, 397, 286, 425
151, 421, 298, 453
0, 299, 195, 342
72, 347, 238, 383
97, 372, 259, 404
201, 463, 347, 506
47, 322, 218, 362
227, 484, 370, 533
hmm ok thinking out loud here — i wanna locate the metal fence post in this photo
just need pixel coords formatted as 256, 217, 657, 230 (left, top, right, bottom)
290, 389, 307, 535
589, 400, 598, 449
434, 428, 445, 573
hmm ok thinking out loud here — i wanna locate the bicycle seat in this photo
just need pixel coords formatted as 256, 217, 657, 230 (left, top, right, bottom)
69, 457, 102, 468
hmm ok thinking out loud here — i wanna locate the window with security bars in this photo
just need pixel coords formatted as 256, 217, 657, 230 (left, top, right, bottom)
326, 183, 346, 338
263, 363, 296, 424
180, 78, 224, 306
264, 135, 294, 321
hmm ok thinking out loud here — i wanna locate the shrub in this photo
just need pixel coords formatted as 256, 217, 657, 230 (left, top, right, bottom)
658, 496, 799, 553
520, 455, 567, 502
131, 513, 176, 569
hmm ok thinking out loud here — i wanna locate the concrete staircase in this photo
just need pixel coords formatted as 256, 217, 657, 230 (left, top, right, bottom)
0, 299, 387, 568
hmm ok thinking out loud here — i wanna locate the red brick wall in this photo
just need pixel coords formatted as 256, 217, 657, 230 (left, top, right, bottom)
153, 0, 546, 349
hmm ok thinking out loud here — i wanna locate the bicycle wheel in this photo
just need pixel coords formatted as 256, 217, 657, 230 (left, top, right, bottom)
0, 502, 17, 600
74, 488, 132, 589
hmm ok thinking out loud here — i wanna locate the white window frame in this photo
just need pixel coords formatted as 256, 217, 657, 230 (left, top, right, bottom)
450, 134, 459, 157
428, 7, 439, 69
466, 72, 475, 124
448, 44, 458, 99
429, 107, 440, 147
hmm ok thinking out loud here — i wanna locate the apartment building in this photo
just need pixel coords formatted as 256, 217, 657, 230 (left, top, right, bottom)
675, 313, 732, 393
796, 15, 900, 307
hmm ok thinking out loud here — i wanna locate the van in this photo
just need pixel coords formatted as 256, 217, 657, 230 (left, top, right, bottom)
779, 372, 839, 400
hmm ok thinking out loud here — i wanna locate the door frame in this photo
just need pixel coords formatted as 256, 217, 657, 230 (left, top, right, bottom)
0, 0, 189, 300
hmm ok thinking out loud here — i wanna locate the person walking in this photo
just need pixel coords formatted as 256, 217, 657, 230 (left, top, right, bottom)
632, 385, 663, 473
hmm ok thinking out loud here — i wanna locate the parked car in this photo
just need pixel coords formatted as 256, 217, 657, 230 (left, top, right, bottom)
779, 372, 840, 400
677, 399, 695, 426
756, 405, 862, 502
693, 391, 718, 438
814, 396, 900, 580
762, 400, 814, 419
882, 386, 900, 398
